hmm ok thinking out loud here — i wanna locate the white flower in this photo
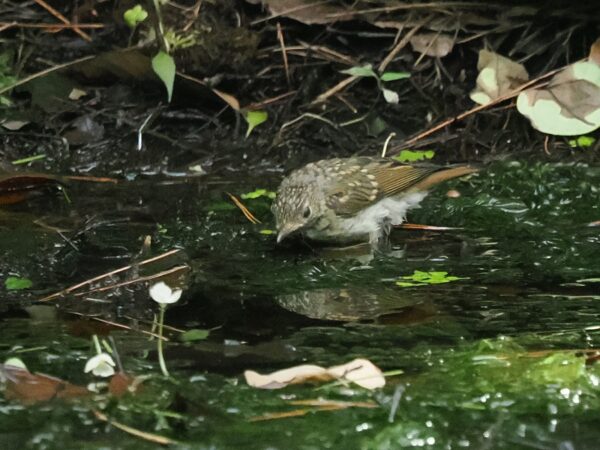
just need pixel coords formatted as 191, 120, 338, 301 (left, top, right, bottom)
149, 281, 182, 305
84, 353, 116, 377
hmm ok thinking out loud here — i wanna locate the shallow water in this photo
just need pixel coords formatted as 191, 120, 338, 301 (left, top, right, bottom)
1, 161, 599, 449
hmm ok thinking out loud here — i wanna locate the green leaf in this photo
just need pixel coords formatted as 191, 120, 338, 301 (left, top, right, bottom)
123, 4, 148, 29
5, 276, 33, 290
380, 71, 410, 82
241, 188, 276, 200
259, 229, 275, 235
340, 64, 377, 79
244, 110, 268, 138
395, 271, 468, 287
203, 201, 237, 212
151, 51, 176, 102
393, 149, 435, 163
568, 135, 596, 148
180, 329, 210, 342
11, 154, 46, 165
395, 281, 419, 287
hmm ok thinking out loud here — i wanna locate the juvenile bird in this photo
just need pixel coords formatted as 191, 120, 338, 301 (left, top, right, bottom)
272, 157, 477, 246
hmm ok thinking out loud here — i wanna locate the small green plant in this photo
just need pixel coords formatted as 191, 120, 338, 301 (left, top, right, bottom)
241, 188, 276, 200
340, 64, 410, 104
568, 136, 596, 148
180, 329, 210, 342
393, 149, 435, 163
5, 276, 32, 290
152, 51, 176, 102
244, 110, 268, 137
0, 52, 17, 106
149, 281, 182, 377
395, 270, 468, 287
123, 4, 148, 29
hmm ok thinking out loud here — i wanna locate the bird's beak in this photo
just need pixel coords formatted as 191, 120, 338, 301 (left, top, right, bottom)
276, 223, 301, 244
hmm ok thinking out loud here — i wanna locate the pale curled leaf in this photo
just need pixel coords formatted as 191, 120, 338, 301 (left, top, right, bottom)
517, 61, 600, 136
327, 359, 385, 390
245, 365, 330, 389
212, 88, 240, 111
470, 50, 529, 105
382, 88, 399, 104
244, 358, 385, 390
409, 33, 455, 58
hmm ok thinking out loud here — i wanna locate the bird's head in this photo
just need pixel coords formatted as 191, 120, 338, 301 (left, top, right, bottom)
272, 185, 322, 243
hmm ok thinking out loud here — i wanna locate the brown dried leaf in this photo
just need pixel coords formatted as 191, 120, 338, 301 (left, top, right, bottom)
589, 37, 600, 66
2, 364, 90, 404
109, 372, 142, 397
470, 50, 529, 105
516, 60, 600, 135
0, 174, 63, 205
260, 0, 354, 25
409, 33, 454, 58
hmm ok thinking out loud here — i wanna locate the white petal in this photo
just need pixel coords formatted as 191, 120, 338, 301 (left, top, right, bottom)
166, 289, 182, 303
84, 353, 115, 375
149, 281, 182, 304
149, 282, 171, 303
93, 362, 116, 378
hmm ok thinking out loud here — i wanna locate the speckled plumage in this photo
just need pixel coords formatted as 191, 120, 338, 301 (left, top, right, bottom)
272, 157, 477, 246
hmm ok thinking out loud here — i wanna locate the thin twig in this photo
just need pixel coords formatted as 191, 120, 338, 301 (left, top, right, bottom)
311, 75, 358, 105
379, 19, 427, 72
276, 22, 291, 87
227, 193, 261, 224
0, 22, 104, 30
33, 0, 91, 41
92, 410, 176, 445
70, 265, 190, 299
245, 91, 296, 110
68, 312, 168, 341
396, 62, 571, 149
39, 249, 183, 301
0, 54, 96, 95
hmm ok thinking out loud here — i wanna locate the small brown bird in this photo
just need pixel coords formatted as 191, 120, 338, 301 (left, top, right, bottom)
272, 157, 477, 246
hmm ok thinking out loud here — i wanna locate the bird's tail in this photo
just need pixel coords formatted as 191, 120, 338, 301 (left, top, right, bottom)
412, 165, 478, 191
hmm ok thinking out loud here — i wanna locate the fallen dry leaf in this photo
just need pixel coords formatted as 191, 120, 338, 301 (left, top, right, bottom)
108, 372, 143, 397
1, 364, 90, 404
470, 50, 529, 105
327, 359, 386, 390
244, 358, 385, 390
409, 33, 455, 58
516, 59, 600, 136
0, 174, 64, 205
253, 0, 354, 25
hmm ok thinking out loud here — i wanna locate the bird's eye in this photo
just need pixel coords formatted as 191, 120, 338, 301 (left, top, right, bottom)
302, 206, 311, 218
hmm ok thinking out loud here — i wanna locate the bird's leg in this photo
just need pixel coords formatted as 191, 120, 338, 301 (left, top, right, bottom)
369, 223, 392, 253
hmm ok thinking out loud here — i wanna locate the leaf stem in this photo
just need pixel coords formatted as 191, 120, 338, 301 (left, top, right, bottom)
157, 304, 170, 377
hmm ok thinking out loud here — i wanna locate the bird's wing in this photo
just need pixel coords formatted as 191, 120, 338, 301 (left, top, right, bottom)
324, 160, 434, 216
371, 164, 440, 197
325, 160, 477, 217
